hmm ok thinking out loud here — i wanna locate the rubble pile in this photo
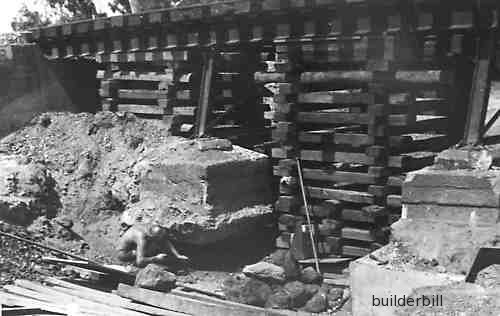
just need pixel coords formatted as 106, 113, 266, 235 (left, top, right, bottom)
223, 249, 349, 313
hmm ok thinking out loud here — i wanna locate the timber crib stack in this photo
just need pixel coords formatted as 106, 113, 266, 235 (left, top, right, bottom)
253, 0, 496, 258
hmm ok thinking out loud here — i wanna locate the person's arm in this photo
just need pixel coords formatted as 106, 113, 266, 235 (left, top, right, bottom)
165, 239, 189, 261
136, 234, 167, 267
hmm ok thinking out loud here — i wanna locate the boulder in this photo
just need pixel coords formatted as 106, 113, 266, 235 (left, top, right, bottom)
135, 264, 177, 291
284, 281, 313, 308
269, 249, 288, 267
265, 289, 291, 309
223, 275, 272, 307
283, 250, 301, 280
0, 155, 59, 225
302, 292, 329, 313
243, 262, 286, 283
301, 267, 323, 284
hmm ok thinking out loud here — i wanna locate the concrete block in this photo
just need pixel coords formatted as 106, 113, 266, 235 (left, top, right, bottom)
404, 167, 500, 189
402, 204, 499, 226
350, 247, 464, 316
391, 218, 500, 274
402, 186, 500, 207
435, 148, 492, 170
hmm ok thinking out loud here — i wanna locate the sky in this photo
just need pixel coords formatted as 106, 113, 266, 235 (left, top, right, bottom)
0, 0, 112, 33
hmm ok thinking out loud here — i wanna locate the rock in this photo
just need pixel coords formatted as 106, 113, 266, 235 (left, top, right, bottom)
265, 289, 291, 309
223, 275, 272, 307
302, 292, 328, 313
135, 264, 177, 291
55, 217, 73, 229
0, 155, 59, 225
301, 267, 323, 284
269, 249, 288, 267
327, 287, 345, 310
243, 262, 286, 283
435, 149, 492, 171
476, 264, 500, 288
304, 284, 321, 297
196, 138, 233, 152
283, 250, 301, 280
284, 281, 313, 308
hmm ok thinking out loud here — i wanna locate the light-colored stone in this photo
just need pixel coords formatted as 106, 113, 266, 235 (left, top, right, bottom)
391, 218, 500, 274
350, 248, 464, 316
0, 155, 59, 224
405, 167, 500, 189
402, 204, 499, 226
435, 148, 492, 170
243, 262, 286, 283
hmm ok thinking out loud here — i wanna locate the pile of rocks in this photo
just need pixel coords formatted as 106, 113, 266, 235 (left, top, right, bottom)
223, 250, 349, 313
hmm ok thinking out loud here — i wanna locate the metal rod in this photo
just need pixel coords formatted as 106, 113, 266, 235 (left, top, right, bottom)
0, 230, 97, 264
296, 158, 321, 274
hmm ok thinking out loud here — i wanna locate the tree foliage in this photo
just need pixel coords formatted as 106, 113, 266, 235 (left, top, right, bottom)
11, 4, 51, 32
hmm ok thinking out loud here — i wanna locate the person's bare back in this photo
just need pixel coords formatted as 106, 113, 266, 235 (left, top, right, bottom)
117, 224, 189, 268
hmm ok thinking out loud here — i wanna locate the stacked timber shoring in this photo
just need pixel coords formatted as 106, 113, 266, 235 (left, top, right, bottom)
30, 0, 499, 257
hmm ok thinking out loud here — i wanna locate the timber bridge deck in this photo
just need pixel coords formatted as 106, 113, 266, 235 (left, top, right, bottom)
26, 0, 500, 258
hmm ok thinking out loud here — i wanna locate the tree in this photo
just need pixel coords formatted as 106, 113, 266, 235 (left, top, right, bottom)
11, 4, 51, 32
108, 0, 131, 14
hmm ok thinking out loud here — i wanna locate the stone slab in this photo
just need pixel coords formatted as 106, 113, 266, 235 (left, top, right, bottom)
435, 148, 492, 170
350, 247, 464, 316
404, 167, 500, 189
402, 204, 499, 226
402, 186, 500, 207
391, 218, 500, 274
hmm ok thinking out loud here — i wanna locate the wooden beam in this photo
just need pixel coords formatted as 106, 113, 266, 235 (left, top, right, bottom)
195, 51, 215, 137
117, 284, 311, 316
463, 29, 497, 144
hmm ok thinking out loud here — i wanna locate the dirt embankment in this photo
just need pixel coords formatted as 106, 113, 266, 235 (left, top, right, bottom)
0, 112, 184, 262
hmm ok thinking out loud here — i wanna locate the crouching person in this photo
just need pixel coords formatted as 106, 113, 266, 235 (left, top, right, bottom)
117, 224, 189, 268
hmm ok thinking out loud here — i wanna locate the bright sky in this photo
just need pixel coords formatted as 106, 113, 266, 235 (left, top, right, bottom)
0, 0, 113, 33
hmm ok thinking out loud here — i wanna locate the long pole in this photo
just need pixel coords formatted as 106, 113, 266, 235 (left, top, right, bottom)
296, 158, 321, 274
0, 230, 96, 264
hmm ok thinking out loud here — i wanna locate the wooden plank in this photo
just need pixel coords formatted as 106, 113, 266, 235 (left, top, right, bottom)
0, 307, 54, 316
117, 104, 165, 115
298, 91, 374, 104
387, 194, 402, 208
342, 245, 372, 257
0, 292, 81, 316
463, 31, 495, 144
300, 150, 374, 165
341, 227, 376, 242
301, 168, 378, 184
117, 284, 308, 316
300, 70, 452, 84
14, 280, 148, 316
119, 89, 165, 100
298, 130, 372, 146
47, 285, 183, 316
306, 186, 375, 204
387, 151, 436, 169
342, 206, 386, 223
297, 258, 352, 265
297, 112, 416, 126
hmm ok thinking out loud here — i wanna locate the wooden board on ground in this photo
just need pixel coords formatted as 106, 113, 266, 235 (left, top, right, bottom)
117, 284, 314, 316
